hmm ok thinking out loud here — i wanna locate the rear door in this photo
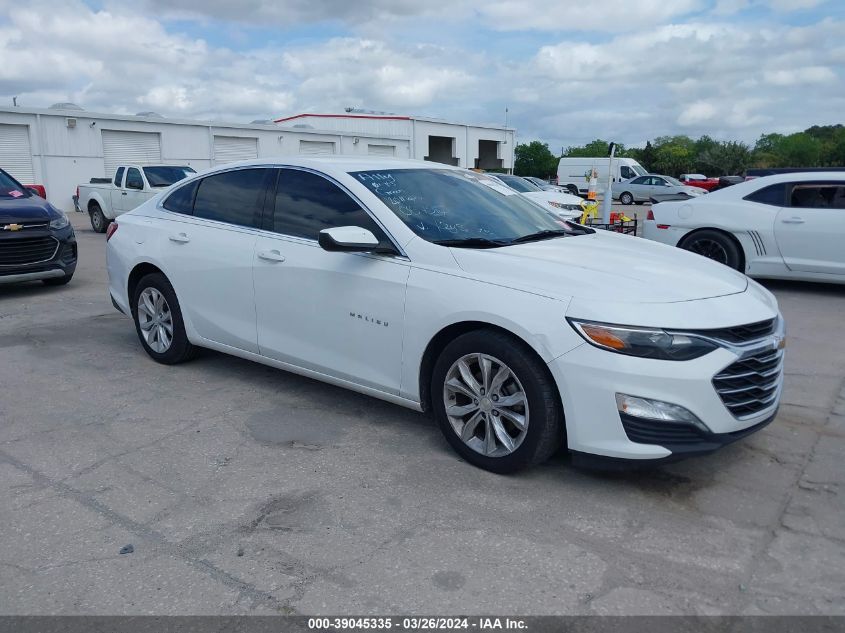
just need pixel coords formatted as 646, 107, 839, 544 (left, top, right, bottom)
253, 167, 409, 394
775, 181, 845, 275
156, 167, 274, 352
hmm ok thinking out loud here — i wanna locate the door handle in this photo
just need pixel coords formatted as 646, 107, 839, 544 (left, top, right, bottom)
121, 192, 127, 196
257, 249, 285, 262
782, 217, 805, 224
168, 233, 190, 243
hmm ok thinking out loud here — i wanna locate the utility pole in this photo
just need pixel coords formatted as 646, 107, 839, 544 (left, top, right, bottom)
602, 142, 616, 224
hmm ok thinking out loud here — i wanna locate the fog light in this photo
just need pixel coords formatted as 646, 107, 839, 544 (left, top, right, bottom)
615, 393, 709, 431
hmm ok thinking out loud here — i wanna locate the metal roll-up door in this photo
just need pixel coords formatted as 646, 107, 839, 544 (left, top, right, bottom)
0, 124, 36, 183
213, 136, 258, 166
102, 130, 161, 176
367, 144, 396, 157
299, 140, 335, 155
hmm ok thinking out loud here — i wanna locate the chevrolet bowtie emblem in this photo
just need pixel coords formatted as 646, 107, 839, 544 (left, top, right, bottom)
3, 224, 23, 231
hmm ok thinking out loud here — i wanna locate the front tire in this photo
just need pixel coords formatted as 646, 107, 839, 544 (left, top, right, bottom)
619, 192, 634, 205
132, 273, 196, 364
431, 330, 564, 473
566, 185, 579, 196
679, 230, 742, 271
89, 203, 109, 233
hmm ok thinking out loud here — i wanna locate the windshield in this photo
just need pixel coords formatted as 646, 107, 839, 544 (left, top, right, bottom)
0, 170, 31, 199
664, 176, 683, 186
143, 166, 196, 187
631, 164, 648, 176
352, 169, 582, 246
493, 174, 541, 193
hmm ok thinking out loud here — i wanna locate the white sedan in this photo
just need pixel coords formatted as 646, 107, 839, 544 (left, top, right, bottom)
613, 175, 705, 205
486, 173, 584, 219
107, 157, 783, 473
644, 172, 845, 283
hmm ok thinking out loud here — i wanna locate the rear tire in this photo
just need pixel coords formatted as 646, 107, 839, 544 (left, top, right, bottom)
132, 273, 196, 364
619, 192, 634, 205
431, 329, 564, 474
89, 203, 109, 233
679, 229, 742, 271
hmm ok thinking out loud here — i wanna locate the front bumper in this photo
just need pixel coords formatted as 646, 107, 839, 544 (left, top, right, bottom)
0, 225, 77, 285
548, 322, 784, 461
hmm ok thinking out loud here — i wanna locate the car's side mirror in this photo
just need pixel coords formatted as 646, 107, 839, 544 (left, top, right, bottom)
318, 226, 380, 252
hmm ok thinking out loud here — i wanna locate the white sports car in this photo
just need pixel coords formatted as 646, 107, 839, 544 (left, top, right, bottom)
644, 172, 845, 283
486, 173, 584, 219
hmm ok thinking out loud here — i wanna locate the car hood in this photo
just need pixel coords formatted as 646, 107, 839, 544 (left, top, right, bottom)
0, 196, 52, 224
450, 230, 748, 304
521, 190, 583, 205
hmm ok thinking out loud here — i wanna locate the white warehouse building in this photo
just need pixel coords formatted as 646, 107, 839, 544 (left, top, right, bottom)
0, 104, 515, 213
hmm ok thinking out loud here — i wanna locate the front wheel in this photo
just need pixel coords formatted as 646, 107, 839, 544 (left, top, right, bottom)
431, 330, 564, 473
619, 192, 634, 205
132, 273, 197, 364
680, 230, 742, 271
89, 204, 109, 233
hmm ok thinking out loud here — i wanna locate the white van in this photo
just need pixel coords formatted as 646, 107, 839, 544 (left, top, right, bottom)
557, 157, 648, 196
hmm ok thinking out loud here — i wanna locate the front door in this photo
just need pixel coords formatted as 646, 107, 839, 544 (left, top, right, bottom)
253, 168, 409, 394
775, 181, 845, 275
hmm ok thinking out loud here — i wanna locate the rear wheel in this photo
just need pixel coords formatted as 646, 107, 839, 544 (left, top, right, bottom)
89, 203, 109, 233
431, 330, 564, 474
680, 230, 742, 271
132, 273, 196, 364
619, 192, 634, 205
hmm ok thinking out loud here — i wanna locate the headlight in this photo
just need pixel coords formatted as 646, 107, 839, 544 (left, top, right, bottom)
567, 319, 718, 361
49, 211, 69, 229
548, 201, 583, 211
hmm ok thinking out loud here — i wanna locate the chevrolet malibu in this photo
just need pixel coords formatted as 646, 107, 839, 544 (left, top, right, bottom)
107, 158, 785, 473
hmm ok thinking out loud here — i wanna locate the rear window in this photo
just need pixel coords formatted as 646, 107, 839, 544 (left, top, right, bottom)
191, 168, 270, 228
144, 166, 196, 188
744, 183, 787, 206
162, 180, 199, 215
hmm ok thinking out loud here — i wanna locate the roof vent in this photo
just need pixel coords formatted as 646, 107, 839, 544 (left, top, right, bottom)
48, 102, 84, 111
135, 111, 164, 118
251, 119, 275, 125
292, 123, 314, 129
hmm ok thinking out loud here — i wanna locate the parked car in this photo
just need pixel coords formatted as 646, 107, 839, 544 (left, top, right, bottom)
79, 164, 195, 233
644, 172, 845, 282
679, 174, 720, 191
107, 157, 784, 473
486, 174, 583, 219
613, 175, 706, 205
717, 175, 745, 189
0, 168, 77, 286
523, 176, 571, 194
557, 157, 648, 197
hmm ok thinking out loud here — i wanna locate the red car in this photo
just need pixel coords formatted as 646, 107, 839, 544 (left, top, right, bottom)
678, 174, 720, 191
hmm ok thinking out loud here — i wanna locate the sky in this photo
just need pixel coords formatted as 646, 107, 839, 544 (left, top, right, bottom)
1, 0, 843, 151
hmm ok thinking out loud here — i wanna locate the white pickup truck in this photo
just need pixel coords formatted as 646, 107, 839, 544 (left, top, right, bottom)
78, 164, 195, 232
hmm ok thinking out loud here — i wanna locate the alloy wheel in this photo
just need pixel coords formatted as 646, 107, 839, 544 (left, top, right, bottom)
442, 353, 529, 457
137, 287, 174, 353
688, 238, 729, 265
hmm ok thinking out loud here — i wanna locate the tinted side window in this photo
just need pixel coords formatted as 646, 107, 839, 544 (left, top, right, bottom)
273, 169, 389, 244
114, 167, 125, 187
126, 168, 143, 190
192, 168, 269, 228
162, 180, 199, 215
744, 183, 787, 206
631, 176, 648, 185
790, 183, 845, 209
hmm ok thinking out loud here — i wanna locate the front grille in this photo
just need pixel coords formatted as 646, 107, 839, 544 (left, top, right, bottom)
713, 349, 783, 418
0, 236, 59, 267
692, 318, 777, 344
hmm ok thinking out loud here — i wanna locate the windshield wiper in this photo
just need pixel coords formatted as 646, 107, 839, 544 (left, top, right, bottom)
432, 237, 509, 249
508, 229, 571, 244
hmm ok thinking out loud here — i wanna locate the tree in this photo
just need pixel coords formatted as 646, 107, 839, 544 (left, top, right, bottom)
698, 141, 752, 176
563, 139, 624, 158
651, 135, 696, 176
514, 141, 558, 178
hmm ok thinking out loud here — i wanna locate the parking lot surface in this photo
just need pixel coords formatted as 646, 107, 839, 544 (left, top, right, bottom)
1, 213, 843, 615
